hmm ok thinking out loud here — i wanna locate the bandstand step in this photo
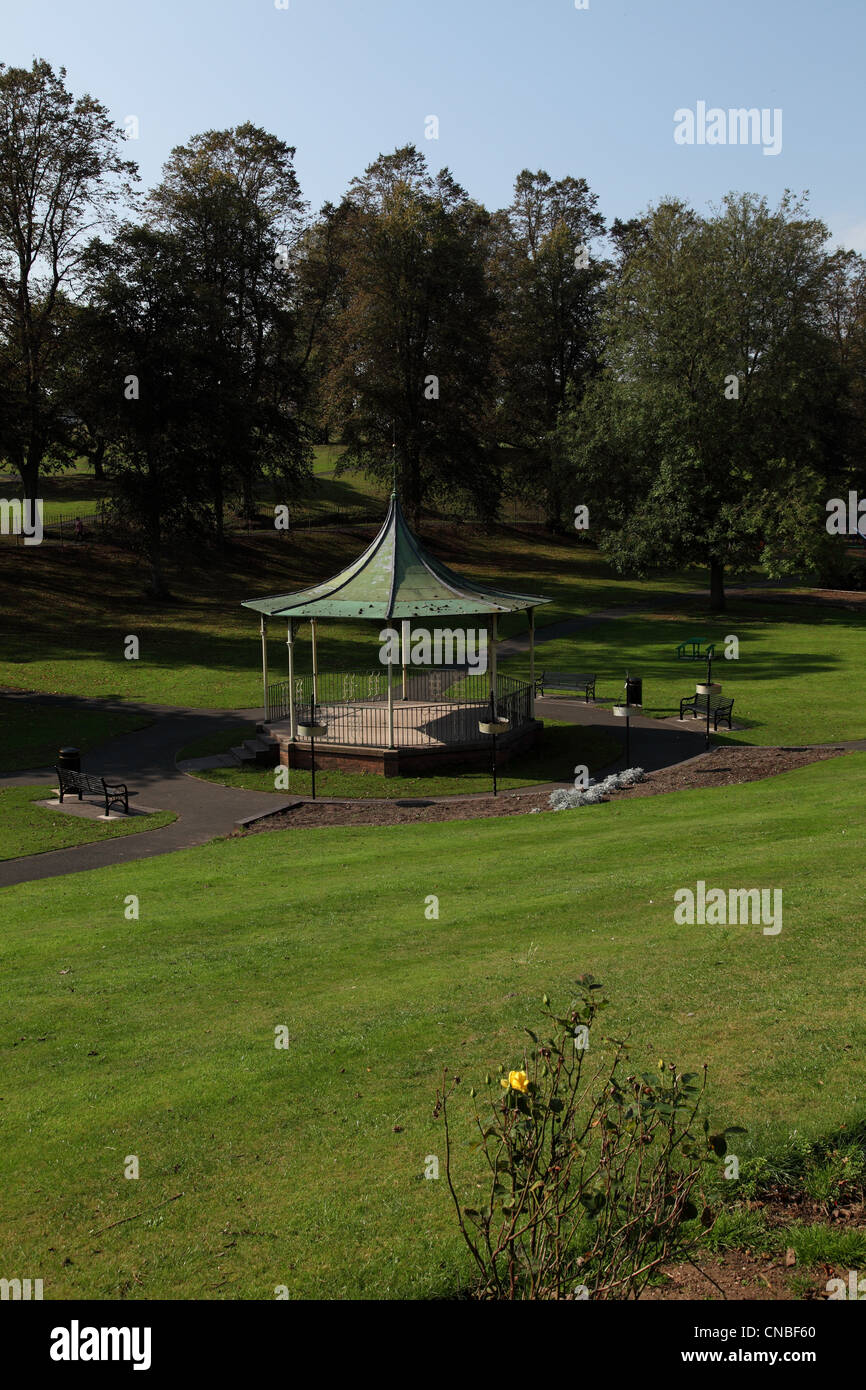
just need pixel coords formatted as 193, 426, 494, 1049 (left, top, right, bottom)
232, 735, 280, 767
229, 744, 256, 765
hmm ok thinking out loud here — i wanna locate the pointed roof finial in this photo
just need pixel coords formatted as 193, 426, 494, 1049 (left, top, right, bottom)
391, 419, 397, 495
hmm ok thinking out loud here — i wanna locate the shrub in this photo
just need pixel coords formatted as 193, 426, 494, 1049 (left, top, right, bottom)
434, 977, 740, 1299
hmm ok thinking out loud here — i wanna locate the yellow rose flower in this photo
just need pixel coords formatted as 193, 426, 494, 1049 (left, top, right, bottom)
508, 1070, 530, 1093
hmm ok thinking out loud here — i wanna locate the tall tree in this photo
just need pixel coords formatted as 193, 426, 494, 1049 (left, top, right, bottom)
562, 193, 840, 609
148, 124, 310, 536
293, 200, 352, 444
492, 170, 607, 527
818, 248, 866, 495
322, 146, 497, 526
0, 59, 136, 495
80, 225, 207, 597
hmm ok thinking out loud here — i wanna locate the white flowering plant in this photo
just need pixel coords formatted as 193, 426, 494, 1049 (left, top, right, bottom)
549, 768, 645, 810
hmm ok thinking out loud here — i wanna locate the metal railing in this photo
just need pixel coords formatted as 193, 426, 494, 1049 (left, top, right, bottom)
0, 499, 108, 544
265, 670, 534, 746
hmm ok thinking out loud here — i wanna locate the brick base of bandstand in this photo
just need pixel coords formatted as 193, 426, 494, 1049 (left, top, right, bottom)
264, 718, 543, 778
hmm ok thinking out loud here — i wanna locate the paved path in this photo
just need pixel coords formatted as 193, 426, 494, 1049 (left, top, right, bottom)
0, 684, 708, 887
0, 699, 296, 889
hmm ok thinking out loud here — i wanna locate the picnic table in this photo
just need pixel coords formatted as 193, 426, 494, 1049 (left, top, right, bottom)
675, 636, 715, 661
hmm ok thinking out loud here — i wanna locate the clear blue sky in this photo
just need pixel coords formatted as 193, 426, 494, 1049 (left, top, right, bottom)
4, 0, 865, 247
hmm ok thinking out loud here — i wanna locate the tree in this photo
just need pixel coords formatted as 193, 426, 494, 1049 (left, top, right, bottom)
292, 200, 352, 444
148, 124, 311, 536
321, 146, 498, 527
0, 59, 136, 495
818, 248, 866, 495
491, 170, 607, 528
562, 193, 840, 609
80, 225, 208, 597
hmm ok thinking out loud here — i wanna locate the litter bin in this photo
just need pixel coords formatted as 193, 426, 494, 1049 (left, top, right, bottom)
624, 676, 642, 707
58, 746, 80, 772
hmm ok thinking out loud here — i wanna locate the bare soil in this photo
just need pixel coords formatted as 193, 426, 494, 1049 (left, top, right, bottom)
642, 1251, 816, 1301
238, 744, 855, 833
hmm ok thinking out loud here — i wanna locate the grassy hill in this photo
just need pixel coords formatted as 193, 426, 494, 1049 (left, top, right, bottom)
2, 752, 864, 1299
2, 499, 859, 751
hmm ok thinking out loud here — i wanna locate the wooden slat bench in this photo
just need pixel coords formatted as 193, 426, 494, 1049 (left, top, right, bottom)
679, 692, 734, 730
538, 671, 597, 703
55, 766, 130, 816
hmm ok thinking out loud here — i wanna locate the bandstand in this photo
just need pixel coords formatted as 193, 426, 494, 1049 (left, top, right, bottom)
241, 493, 552, 776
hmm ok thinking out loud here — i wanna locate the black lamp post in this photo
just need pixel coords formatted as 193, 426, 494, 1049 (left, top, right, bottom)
296, 709, 328, 800
696, 651, 720, 752
613, 673, 642, 769
479, 694, 509, 796
612, 702, 634, 767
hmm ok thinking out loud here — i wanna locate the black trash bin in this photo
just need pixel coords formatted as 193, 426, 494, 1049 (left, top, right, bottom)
624, 676, 642, 707
58, 746, 80, 772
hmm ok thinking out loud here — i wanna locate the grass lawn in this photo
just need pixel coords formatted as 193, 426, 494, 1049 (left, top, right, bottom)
186, 720, 621, 798
2, 753, 864, 1299
2, 519, 848, 748
0, 785, 176, 860
0, 701, 155, 775
502, 600, 864, 746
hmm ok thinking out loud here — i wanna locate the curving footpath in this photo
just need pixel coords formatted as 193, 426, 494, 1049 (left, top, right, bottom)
0, 700, 296, 889
0, 692, 708, 889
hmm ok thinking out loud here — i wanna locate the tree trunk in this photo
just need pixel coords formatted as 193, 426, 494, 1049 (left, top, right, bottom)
212, 461, 225, 548
709, 557, 726, 611
19, 457, 40, 501
241, 457, 256, 522
406, 448, 422, 531
145, 446, 170, 600
545, 482, 563, 533
149, 554, 169, 599
21, 421, 45, 499
92, 440, 106, 480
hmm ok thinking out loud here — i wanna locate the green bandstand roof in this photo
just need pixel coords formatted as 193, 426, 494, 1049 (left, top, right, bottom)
241, 493, 552, 621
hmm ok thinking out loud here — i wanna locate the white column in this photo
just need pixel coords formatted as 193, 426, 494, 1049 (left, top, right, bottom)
310, 618, 319, 705
286, 619, 296, 739
387, 655, 395, 748
260, 616, 269, 722
490, 613, 498, 714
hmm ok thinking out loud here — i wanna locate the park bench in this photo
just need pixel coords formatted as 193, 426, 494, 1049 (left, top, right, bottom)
678, 692, 734, 730
676, 637, 715, 661
55, 766, 130, 816
538, 670, 597, 703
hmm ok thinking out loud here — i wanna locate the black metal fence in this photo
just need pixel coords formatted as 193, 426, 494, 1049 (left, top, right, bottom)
0, 500, 107, 545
